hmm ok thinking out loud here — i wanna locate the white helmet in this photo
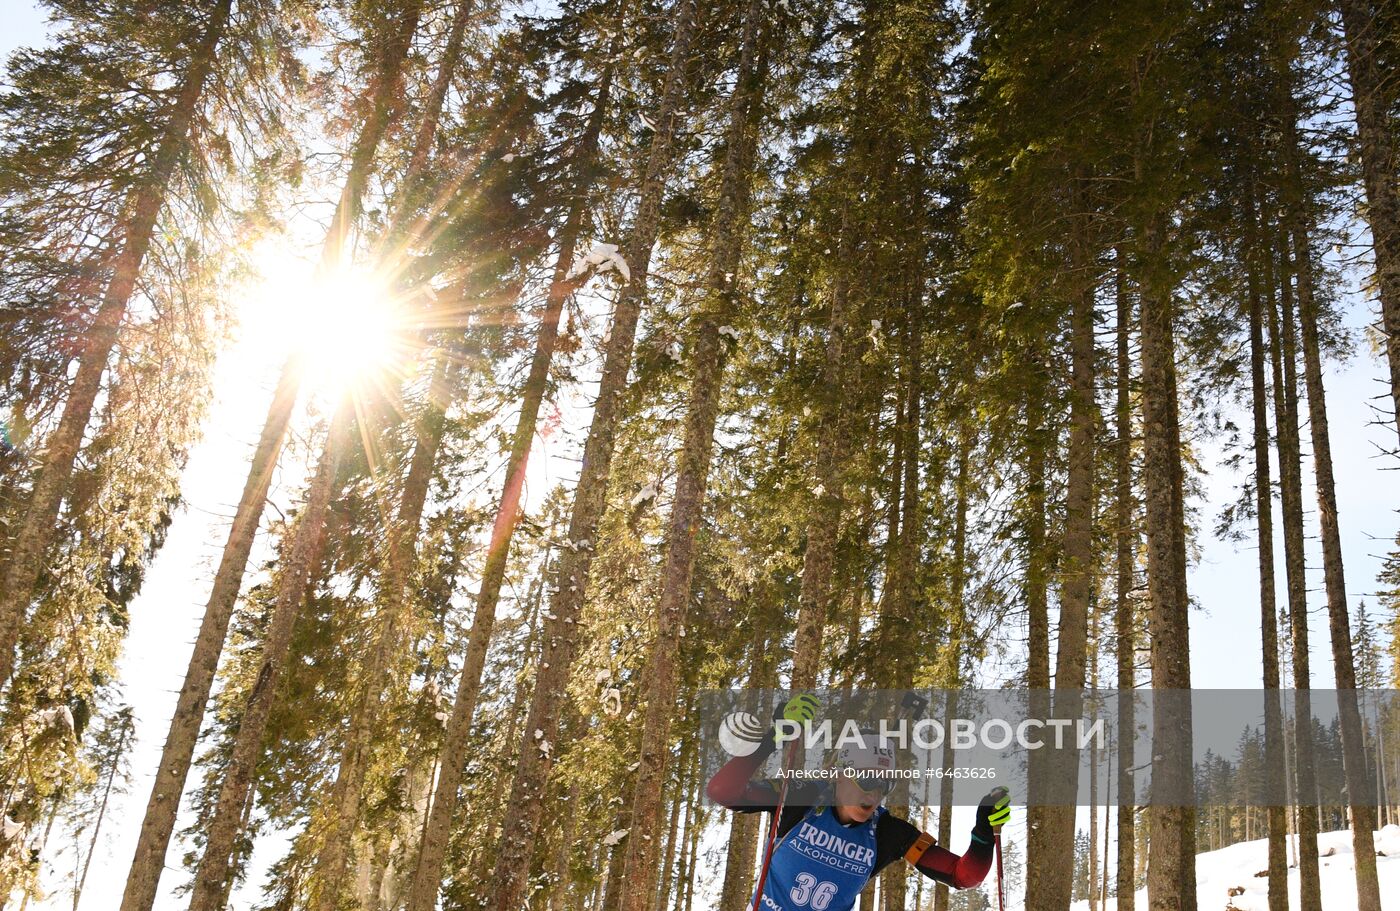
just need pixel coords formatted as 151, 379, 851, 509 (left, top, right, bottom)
833, 731, 897, 787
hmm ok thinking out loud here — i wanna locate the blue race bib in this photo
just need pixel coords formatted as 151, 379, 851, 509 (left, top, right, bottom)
755, 805, 880, 911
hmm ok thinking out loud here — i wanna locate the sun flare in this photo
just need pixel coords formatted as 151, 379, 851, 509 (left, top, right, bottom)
295, 268, 402, 390
236, 244, 411, 400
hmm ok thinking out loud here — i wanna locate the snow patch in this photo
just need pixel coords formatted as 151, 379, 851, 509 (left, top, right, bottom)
601, 687, 622, 716
631, 481, 658, 508
568, 241, 631, 283
1070, 827, 1400, 911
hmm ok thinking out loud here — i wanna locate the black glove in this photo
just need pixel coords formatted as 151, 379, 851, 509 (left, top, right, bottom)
971, 787, 1011, 845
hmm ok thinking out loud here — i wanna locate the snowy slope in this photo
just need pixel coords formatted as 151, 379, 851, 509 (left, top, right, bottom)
1071, 825, 1400, 911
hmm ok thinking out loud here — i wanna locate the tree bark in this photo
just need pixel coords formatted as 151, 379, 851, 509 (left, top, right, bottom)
1266, 228, 1322, 911
1337, 0, 1400, 443
422, 5, 697, 909
120, 355, 300, 911
75, 711, 133, 911
932, 688, 958, 911
792, 208, 856, 692
1136, 214, 1196, 911
883, 303, 923, 911
120, 8, 422, 906
305, 361, 458, 909
322, 1, 424, 272
188, 403, 352, 911
718, 625, 772, 911
1022, 365, 1052, 903
929, 422, 968, 911
680, 796, 701, 911
618, 7, 767, 904
1290, 212, 1382, 910
1242, 189, 1289, 908
0, 0, 233, 692
381, 0, 477, 253
1113, 250, 1138, 911
400, 53, 613, 906
403, 0, 474, 195
1027, 210, 1097, 911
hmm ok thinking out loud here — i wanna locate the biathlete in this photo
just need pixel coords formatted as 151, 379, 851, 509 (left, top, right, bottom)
706, 695, 1012, 911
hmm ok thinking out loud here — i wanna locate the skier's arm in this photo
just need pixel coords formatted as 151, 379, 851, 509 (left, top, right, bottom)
889, 788, 1011, 889
906, 835, 993, 889
705, 736, 782, 809
706, 694, 820, 810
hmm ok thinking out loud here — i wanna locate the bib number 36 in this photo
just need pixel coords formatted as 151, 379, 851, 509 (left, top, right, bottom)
790, 873, 838, 910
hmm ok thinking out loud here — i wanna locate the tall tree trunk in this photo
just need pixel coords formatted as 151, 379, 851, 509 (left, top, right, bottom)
931, 427, 969, 911
120, 354, 300, 911
1090, 708, 1100, 911
1337, 0, 1400, 442
1243, 190, 1289, 908
1101, 757, 1112, 910
718, 625, 772, 911
601, 799, 635, 911
1135, 214, 1196, 911
188, 403, 353, 911
932, 688, 958, 911
0, 0, 234, 692
1022, 365, 1052, 907
1266, 229, 1322, 911
1025, 371, 1051, 696
1027, 213, 1097, 911
402, 0, 474, 196
680, 800, 701, 911
613, 7, 769, 904
305, 362, 457, 909
1290, 211, 1382, 910
427, 5, 697, 910
321, 1, 424, 272
397, 53, 610, 906
663, 746, 697, 907
654, 762, 686, 909
900, 318, 923, 626
381, 0, 478, 256
1113, 250, 1138, 911
119, 8, 422, 906
882, 301, 923, 911
791, 208, 856, 691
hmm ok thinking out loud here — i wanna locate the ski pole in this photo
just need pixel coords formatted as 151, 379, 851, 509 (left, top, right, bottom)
985, 785, 1008, 911
994, 828, 1005, 911
750, 732, 801, 911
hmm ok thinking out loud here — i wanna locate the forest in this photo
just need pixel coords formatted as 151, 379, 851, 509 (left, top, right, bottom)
0, 0, 1399, 909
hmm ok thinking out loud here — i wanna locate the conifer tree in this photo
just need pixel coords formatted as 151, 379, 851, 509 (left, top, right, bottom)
616, 2, 773, 903
0, 0, 235, 690
1336, 0, 1400, 441
120, 4, 428, 906
1280, 65, 1382, 906
405, 3, 699, 908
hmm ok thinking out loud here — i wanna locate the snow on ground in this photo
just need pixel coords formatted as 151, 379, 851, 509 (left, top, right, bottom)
1072, 826, 1400, 911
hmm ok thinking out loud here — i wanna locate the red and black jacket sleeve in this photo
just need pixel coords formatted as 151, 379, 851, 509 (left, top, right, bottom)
873, 813, 993, 889
706, 737, 821, 835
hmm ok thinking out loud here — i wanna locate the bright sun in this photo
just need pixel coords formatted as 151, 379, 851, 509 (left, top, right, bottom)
296, 267, 402, 388
237, 243, 409, 400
